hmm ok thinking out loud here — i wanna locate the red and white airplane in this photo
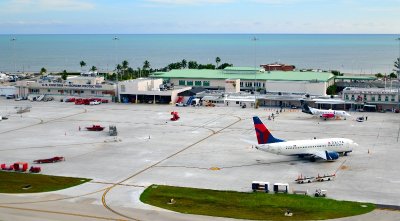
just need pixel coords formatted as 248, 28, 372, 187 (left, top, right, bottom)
302, 103, 351, 120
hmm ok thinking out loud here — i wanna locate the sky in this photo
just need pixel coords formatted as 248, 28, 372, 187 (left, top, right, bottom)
0, 0, 399, 34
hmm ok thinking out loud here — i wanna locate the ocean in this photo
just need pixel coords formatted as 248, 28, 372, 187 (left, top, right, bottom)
0, 34, 399, 74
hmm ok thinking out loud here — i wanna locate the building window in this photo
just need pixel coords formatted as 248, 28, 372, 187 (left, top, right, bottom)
120, 85, 126, 92
364, 94, 367, 101
371, 96, 376, 101
187, 81, 193, 86
378, 95, 381, 101
345, 94, 349, 100
195, 81, 202, 86
262, 83, 265, 87
47, 89, 50, 93
385, 96, 389, 102
351, 94, 355, 100
245, 82, 252, 87
179, 80, 185, 86
391, 95, 396, 102
203, 81, 210, 86
91, 91, 95, 94
29, 89, 39, 94
240, 82, 243, 87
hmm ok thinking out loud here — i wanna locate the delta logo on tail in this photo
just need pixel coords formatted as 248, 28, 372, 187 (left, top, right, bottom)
252, 116, 357, 162
253, 117, 284, 144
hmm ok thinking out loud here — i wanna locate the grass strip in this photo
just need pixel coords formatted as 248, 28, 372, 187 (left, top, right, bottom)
140, 185, 375, 220
0, 171, 90, 193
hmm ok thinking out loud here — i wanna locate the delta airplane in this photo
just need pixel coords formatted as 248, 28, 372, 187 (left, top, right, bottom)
252, 116, 357, 161
302, 103, 351, 120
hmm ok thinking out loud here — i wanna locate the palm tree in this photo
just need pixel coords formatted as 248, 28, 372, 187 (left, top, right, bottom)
122, 60, 129, 80
143, 60, 150, 76
40, 67, 47, 76
79, 61, 86, 71
394, 57, 400, 73
116, 64, 122, 81
188, 61, 198, 69
181, 59, 187, 69
61, 70, 68, 80
90, 66, 97, 72
122, 60, 129, 70
215, 57, 221, 69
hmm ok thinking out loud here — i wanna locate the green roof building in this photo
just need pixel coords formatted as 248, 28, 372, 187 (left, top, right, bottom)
152, 67, 335, 96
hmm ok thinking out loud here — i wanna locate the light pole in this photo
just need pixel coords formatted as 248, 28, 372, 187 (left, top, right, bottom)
11, 36, 16, 73
113, 36, 119, 80
113, 36, 119, 102
252, 36, 258, 108
396, 37, 400, 109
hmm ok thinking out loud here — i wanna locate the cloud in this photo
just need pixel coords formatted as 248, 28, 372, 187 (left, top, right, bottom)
144, 0, 234, 5
3, 0, 95, 12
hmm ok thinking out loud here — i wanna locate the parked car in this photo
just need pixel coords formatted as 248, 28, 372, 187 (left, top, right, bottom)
6, 94, 15, 99
90, 100, 100, 105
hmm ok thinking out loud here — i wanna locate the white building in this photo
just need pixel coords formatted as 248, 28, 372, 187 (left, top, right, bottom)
342, 87, 400, 111
118, 78, 191, 104
16, 73, 115, 101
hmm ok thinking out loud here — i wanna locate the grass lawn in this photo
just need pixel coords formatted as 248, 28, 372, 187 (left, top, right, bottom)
0, 171, 91, 193
140, 185, 375, 221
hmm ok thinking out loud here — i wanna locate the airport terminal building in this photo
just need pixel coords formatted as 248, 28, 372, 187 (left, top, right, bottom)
152, 67, 335, 96
342, 87, 400, 111
16, 72, 116, 101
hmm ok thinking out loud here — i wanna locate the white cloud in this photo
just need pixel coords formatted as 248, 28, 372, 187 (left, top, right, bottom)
144, 0, 234, 5
3, 0, 95, 12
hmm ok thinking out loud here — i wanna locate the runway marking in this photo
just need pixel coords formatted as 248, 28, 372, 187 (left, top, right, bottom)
0, 205, 128, 221
0, 141, 106, 152
90, 182, 145, 188
154, 159, 306, 171
0, 108, 87, 135
0, 187, 107, 205
101, 115, 242, 221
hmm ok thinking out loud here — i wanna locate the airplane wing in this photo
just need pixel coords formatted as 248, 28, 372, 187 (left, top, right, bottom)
312, 150, 339, 161
313, 151, 329, 160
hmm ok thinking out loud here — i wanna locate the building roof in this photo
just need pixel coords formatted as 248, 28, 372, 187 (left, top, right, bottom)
153, 68, 334, 82
178, 87, 207, 96
223, 67, 261, 71
343, 87, 398, 94
335, 75, 376, 80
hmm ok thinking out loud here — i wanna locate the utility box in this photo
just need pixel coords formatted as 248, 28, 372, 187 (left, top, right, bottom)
252, 181, 270, 193
273, 183, 289, 193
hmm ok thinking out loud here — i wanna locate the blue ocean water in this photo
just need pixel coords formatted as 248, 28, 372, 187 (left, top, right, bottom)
0, 34, 399, 74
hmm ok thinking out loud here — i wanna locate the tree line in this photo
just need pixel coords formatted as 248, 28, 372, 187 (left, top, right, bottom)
71, 57, 232, 81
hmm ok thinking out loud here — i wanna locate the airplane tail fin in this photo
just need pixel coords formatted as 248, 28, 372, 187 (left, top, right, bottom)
253, 116, 284, 144
301, 101, 312, 115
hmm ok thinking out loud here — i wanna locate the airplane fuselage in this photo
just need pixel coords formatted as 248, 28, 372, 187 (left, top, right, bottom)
310, 108, 350, 118
256, 138, 355, 156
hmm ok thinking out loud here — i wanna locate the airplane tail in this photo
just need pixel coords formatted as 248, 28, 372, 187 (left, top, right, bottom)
253, 116, 284, 144
301, 101, 312, 115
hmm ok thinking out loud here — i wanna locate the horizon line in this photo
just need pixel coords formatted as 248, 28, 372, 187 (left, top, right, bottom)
1, 33, 399, 35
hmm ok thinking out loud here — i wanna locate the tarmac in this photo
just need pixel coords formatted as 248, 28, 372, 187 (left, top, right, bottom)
0, 98, 399, 221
